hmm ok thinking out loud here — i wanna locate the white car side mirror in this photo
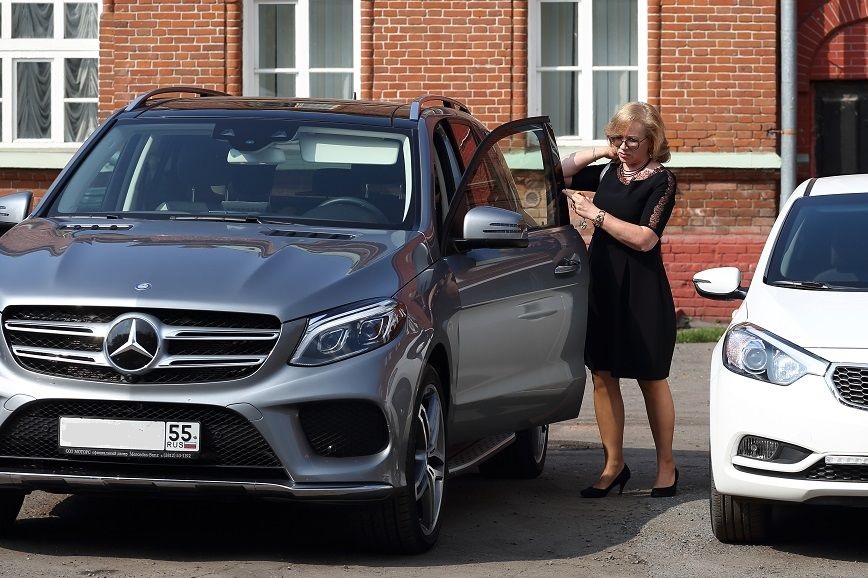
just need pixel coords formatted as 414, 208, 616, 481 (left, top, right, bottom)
693, 267, 747, 301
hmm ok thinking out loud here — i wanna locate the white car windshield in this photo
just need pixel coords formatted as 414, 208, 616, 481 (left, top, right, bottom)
766, 193, 868, 290
48, 119, 416, 230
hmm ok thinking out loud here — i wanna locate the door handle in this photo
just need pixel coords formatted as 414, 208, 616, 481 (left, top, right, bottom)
554, 258, 580, 277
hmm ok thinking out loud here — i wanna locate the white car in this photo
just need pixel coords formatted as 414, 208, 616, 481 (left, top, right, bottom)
694, 173, 868, 543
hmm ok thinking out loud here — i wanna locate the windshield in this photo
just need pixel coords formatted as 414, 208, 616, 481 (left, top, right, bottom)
46, 119, 416, 230
766, 193, 868, 290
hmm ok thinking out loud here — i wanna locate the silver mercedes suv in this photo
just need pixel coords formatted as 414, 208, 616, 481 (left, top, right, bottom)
0, 87, 588, 552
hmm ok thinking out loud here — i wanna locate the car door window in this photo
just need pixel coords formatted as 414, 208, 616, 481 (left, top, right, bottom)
447, 120, 478, 171
501, 125, 566, 229
444, 117, 565, 246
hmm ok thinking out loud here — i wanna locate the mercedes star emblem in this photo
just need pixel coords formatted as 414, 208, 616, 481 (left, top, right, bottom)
104, 315, 161, 374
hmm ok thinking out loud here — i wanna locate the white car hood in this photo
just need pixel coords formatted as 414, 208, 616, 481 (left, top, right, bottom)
745, 284, 868, 349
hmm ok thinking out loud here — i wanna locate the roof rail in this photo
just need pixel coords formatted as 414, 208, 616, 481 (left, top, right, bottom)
408, 95, 471, 120
124, 86, 229, 112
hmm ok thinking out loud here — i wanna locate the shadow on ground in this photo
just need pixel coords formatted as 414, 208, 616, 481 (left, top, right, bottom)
3, 445, 868, 568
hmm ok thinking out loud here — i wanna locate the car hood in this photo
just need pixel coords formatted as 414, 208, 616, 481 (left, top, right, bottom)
745, 283, 868, 349
0, 218, 431, 321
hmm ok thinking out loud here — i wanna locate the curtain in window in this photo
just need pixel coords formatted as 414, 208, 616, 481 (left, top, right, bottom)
540, 3, 578, 136
65, 3, 99, 39
258, 4, 296, 96
310, 0, 353, 98
17, 62, 51, 139
65, 59, 98, 142
310, 73, 352, 99
12, 3, 53, 38
592, 0, 638, 137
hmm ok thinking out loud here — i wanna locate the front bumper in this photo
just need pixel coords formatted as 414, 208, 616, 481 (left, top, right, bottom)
0, 469, 393, 501
0, 321, 426, 499
710, 340, 868, 503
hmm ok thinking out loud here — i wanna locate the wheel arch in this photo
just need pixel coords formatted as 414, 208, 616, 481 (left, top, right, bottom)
425, 343, 451, 417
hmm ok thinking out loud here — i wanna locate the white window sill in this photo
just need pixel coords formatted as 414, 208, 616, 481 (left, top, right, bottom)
0, 146, 81, 170
557, 146, 782, 169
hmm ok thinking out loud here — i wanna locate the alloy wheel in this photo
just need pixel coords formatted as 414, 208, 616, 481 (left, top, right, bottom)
413, 383, 445, 536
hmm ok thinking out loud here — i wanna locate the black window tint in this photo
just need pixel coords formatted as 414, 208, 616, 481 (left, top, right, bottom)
767, 193, 868, 289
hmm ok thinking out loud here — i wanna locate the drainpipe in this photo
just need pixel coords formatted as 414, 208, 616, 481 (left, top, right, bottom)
779, 0, 797, 210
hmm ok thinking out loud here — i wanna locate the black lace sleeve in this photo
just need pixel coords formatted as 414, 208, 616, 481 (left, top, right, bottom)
640, 168, 677, 237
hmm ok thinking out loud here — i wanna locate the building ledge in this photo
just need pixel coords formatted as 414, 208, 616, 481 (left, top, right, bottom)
0, 147, 79, 170
551, 149, 782, 170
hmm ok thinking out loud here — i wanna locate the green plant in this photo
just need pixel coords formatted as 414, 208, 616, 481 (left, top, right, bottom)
676, 325, 727, 344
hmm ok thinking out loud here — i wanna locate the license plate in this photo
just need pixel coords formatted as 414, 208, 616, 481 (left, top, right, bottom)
59, 417, 200, 459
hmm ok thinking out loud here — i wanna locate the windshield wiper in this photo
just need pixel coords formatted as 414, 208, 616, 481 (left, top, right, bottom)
169, 214, 262, 223
770, 279, 833, 290
258, 216, 302, 225
57, 214, 123, 220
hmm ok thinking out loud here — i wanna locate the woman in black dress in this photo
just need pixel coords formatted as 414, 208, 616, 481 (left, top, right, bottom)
562, 102, 678, 498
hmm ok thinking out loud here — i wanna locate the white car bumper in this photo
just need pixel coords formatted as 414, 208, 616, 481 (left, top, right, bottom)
710, 340, 868, 503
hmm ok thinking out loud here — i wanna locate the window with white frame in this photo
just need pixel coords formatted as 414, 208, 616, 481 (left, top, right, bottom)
245, 0, 360, 99
0, 1, 99, 146
529, 0, 647, 143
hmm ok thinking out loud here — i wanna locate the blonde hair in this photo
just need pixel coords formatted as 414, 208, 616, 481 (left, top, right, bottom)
605, 102, 671, 163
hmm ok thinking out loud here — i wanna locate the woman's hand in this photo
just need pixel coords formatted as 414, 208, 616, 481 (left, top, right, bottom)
563, 188, 599, 220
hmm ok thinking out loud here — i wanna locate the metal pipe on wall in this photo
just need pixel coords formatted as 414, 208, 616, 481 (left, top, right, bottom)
779, 0, 798, 210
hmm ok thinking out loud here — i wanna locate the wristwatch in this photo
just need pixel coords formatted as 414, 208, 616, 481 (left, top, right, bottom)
592, 210, 606, 227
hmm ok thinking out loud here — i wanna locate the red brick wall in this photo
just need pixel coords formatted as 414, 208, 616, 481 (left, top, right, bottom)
366, 0, 526, 127
663, 234, 766, 322
69, 0, 783, 323
667, 168, 778, 234
654, 0, 778, 153
663, 167, 777, 320
0, 170, 59, 205
98, 0, 242, 118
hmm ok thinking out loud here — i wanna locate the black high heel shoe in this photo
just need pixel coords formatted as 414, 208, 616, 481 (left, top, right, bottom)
650, 468, 679, 498
580, 464, 631, 498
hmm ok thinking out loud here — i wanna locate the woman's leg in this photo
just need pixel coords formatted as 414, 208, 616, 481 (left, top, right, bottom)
590, 370, 626, 487
637, 378, 677, 487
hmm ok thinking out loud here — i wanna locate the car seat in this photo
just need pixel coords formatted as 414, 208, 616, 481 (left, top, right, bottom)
153, 137, 230, 211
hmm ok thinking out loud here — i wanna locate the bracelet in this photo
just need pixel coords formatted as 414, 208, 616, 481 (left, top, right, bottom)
592, 210, 606, 228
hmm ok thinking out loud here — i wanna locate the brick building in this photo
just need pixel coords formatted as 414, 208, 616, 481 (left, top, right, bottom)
0, 0, 864, 320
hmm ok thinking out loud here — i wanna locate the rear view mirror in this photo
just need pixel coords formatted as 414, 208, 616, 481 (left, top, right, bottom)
227, 146, 286, 165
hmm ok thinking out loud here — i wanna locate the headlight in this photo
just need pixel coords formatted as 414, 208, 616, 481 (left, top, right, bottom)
722, 323, 828, 385
290, 299, 407, 366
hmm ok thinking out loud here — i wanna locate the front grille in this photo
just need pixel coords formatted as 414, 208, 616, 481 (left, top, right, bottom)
832, 365, 868, 408
2, 306, 282, 384
0, 399, 282, 468
299, 401, 389, 457
803, 462, 868, 482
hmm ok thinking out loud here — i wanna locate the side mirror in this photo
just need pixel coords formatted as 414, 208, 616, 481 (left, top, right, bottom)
458, 206, 529, 250
693, 267, 748, 300
0, 191, 33, 233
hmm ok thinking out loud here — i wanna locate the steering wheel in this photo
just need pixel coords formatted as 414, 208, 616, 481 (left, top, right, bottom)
310, 197, 389, 224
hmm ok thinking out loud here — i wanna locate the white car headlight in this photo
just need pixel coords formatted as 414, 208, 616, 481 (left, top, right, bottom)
722, 324, 828, 385
290, 299, 407, 366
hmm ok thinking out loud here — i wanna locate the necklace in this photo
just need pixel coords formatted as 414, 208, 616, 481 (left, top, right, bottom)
619, 158, 652, 181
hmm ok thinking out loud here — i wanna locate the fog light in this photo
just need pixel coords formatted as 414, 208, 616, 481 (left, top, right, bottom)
738, 436, 782, 461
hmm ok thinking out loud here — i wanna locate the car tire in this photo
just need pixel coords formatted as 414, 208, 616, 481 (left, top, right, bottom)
478, 424, 548, 479
0, 491, 25, 536
710, 472, 770, 543
363, 365, 446, 553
